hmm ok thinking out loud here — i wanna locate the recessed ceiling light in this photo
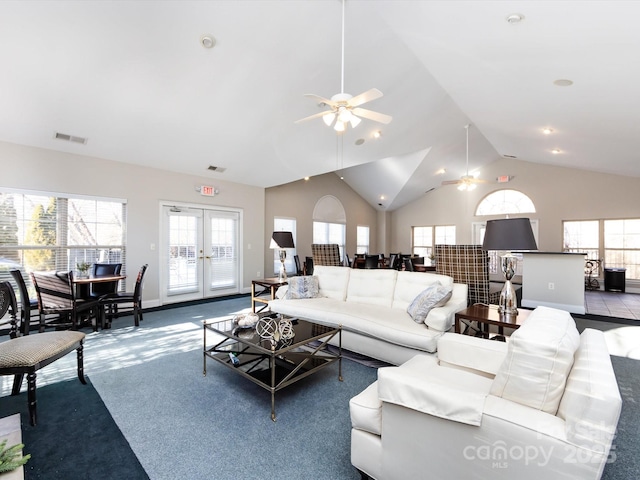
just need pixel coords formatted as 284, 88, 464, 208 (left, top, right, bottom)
380, 195, 385, 200
435, 168, 446, 175
200, 35, 216, 49
553, 79, 573, 87
552, 149, 561, 154
372, 131, 382, 139
304, 176, 310, 181
506, 13, 525, 23
542, 127, 553, 135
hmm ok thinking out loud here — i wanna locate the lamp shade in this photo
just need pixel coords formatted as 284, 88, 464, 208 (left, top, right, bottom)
270, 231, 295, 249
482, 218, 538, 251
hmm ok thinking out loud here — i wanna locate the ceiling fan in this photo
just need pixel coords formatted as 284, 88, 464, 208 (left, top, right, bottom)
441, 124, 487, 191
295, 0, 392, 132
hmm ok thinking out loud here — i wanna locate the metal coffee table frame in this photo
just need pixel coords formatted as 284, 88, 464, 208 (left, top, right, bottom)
203, 317, 342, 421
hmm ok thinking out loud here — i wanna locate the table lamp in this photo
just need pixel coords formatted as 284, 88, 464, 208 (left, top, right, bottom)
482, 218, 537, 315
270, 231, 295, 281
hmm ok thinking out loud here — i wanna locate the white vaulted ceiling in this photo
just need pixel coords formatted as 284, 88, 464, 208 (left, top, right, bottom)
1, 1, 639, 210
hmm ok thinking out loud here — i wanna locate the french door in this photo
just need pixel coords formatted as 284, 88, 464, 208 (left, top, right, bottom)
161, 205, 241, 303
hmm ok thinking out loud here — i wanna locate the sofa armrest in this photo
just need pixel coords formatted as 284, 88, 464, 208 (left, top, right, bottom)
437, 333, 507, 377
377, 357, 493, 426
424, 283, 468, 331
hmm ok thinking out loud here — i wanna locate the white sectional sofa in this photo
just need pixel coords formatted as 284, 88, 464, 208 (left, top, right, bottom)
268, 266, 468, 365
349, 306, 622, 480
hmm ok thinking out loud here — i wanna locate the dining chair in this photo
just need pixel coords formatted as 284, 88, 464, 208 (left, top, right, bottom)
364, 255, 379, 269
0, 280, 87, 426
31, 271, 101, 331
99, 264, 148, 328
89, 263, 122, 298
304, 257, 314, 276
403, 257, 415, 271
293, 255, 303, 276
0, 281, 19, 338
9, 269, 40, 335
388, 253, 400, 270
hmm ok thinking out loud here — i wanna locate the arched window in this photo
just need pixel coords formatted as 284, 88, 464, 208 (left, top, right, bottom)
473, 190, 538, 275
475, 189, 536, 216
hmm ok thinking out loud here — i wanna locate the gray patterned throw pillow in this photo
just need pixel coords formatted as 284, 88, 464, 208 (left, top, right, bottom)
407, 281, 453, 324
286, 276, 320, 299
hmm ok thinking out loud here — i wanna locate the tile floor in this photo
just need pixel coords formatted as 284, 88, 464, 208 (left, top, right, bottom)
584, 290, 640, 320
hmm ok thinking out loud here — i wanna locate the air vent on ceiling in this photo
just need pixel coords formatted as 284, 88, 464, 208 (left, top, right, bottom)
207, 165, 226, 173
54, 132, 87, 144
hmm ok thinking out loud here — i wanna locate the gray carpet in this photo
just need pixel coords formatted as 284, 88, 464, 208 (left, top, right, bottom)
2, 299, 637, 479
78, 298, 376, 480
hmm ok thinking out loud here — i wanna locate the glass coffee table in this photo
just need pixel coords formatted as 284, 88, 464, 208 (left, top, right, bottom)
203, 315, 342, 421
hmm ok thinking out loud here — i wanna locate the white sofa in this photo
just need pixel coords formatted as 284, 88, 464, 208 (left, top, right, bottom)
349, 306, 622, 480
268, 266, 468, 365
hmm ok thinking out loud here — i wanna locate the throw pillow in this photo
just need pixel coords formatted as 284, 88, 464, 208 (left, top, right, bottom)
286, 275, 320, 299
407, 281, 453, 324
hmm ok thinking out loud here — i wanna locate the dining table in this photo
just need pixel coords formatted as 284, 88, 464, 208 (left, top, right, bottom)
73, 274, 126, 299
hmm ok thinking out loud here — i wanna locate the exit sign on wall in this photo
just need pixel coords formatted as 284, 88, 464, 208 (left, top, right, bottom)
200, 185, 216, 196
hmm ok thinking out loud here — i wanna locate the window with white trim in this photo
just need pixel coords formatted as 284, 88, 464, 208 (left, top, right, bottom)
0, 190, 127, 287
412, 225, 456, 258
313, 221, 346, 261
356, 225, 369, 254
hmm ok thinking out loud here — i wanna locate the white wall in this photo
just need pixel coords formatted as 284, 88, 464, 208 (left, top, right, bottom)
0, 141, 265, 307
521, 253, 587, 314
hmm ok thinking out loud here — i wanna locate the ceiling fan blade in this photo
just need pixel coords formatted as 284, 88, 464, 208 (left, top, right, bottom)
348, 88, 383, 107
303, 93, 338, 107
295, 110, 333, 124
352, 107, 392, 124
441, 180, 462, 186
470, 178, 488, 184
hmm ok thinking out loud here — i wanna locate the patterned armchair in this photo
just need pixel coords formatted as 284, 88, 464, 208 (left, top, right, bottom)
311, 244, 342, 267
435, 245, 498, 306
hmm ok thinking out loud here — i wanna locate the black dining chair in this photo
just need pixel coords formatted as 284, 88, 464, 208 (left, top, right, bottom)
304, 257, 314, 276
99, 264, 148, 328
89, 263, 122, 299
388, 253, 400, 270
9, 269, 41, 335
31, 271, 101, 331
364, 255, 379, 269
293, 255, 303, 276
403, 258, 415, 272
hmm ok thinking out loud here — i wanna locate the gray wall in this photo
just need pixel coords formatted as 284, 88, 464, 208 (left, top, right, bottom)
0, 141, 265, 307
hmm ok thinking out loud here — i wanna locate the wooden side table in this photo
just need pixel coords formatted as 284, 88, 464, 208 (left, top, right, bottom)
251, 278, 288, 313
454, 304, 531, 340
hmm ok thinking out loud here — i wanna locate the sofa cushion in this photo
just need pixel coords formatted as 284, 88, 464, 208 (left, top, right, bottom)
286, 275, 319, 299
490, 306, 580, 414
313, 265, 350, 300
346, 269, 397, 308
391, 271, 454, 310
407, 281, 452, 324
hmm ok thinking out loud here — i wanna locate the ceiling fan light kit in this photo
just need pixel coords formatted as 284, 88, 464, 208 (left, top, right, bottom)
295, 0, 391, 132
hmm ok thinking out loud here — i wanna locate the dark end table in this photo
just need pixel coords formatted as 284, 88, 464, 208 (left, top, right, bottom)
454, 304, 531, 340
